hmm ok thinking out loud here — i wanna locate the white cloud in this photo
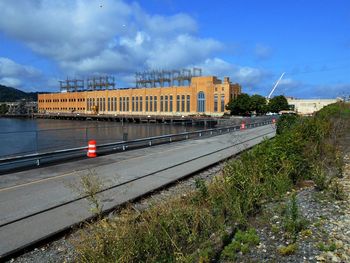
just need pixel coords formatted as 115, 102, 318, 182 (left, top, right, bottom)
0, 57, 42, 89
198, 58, 270, 88
0, 77, 22, 87
0, 0, 215, 83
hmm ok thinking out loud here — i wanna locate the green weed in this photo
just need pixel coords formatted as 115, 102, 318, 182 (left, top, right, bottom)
278, 243, 298, 255
220, 228, 260, 260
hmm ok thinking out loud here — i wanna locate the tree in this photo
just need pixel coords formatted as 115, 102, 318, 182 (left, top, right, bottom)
268, 95, 289, 113
0, 104, 8, 114
226, 93, 251, 116
250, 94, 268, 115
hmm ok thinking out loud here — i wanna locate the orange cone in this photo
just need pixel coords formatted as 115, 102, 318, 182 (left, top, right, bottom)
87, 140, 97, 158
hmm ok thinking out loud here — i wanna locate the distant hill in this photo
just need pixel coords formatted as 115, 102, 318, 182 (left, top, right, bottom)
0, 84, 38, 102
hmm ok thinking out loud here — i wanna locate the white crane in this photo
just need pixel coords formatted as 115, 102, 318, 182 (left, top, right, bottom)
267, 72, 285, 99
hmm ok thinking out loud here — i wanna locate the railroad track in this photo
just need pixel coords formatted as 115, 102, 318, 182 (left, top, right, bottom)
0, 124, 275, 259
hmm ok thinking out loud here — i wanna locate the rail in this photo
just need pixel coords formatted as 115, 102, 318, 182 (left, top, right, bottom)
0, 120, 273, 172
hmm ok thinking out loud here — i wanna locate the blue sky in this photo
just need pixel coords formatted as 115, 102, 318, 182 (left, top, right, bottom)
0, 0, 349, 98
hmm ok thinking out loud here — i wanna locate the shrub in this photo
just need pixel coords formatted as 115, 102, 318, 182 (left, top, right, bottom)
278, 243, 298, 255
283, 193, 308, 242
276, 114, 299, 135
220, 228, 260, 260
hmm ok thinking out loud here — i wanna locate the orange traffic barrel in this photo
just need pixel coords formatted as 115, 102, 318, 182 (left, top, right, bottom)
87, 140, 97, 158
240, 121, 246, 130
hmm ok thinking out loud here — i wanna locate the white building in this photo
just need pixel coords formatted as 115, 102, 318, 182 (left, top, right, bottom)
287, 98, 341, 115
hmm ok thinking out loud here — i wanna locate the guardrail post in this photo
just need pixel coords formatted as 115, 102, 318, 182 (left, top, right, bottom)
123, 132, 128, 141
149, 141, 152, 146
210, 131, 213, 135
199, 132, 202, 137
186, 135, 189, 139
169, 137, 172, 142
122, 145, 126, 151
36, 158, 40, 166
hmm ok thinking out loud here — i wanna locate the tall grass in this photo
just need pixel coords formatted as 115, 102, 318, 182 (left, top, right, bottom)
74, 102, 349, 262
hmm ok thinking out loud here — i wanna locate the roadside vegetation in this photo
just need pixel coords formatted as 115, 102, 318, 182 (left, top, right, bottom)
73, 102, 349, 262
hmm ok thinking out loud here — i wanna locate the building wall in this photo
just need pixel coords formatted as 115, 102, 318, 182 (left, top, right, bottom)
287, 98, 339, 115
38, 76, 241, 116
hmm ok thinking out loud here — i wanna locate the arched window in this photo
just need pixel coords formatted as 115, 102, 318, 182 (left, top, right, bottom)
197, 91, 205, 112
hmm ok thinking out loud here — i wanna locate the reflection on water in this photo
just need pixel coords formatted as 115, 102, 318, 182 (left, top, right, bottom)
0, 118, 201, 157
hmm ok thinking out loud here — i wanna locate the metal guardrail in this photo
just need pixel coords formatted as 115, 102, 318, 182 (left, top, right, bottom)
0, 120, 273, 172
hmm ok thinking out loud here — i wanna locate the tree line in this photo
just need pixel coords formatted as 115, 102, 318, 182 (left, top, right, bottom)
226, 94, 290, 116
0, 85, 38, 102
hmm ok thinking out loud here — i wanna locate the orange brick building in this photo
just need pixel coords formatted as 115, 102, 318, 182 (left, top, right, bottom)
38, 76, 241, 116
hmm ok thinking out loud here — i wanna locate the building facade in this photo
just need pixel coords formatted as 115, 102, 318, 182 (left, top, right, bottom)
38, 76, 241, 116
287, 98, 341, 115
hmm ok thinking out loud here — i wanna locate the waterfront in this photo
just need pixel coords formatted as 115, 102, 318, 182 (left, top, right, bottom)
0, 118, 200, 158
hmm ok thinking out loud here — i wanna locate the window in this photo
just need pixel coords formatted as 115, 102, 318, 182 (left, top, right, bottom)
108, 98, 111, 111
221, 95, 225, 112
97, 98, 100, 111
176, 95, 180, 112
136, 96, 138, 111
165, 96, 168, 112
186, 95, 190, 112
150, 96, 153, 111
214, 94, 218, 112
160, 96, 164, 112
145, 96, 149, 111
120, 97, 123, 111
154, 96, 157, 112
140, 96, 143, 112
132, 97, 135, 111
169, 95, 173, 112
126, 97, 129, 111
181, 95, 185, 112
197, 92, 205, 112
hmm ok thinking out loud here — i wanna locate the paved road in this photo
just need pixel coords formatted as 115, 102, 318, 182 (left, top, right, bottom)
0, 124, 275, 259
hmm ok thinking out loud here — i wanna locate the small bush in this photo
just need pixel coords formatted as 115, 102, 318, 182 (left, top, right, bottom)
283, 193, 308, 242
276, 114, 299, 135
317, 242, 337, 252
220, 228, 260, 260
278, 243, 298, 255
312, 164, 328, 191
328, 178, 346, 200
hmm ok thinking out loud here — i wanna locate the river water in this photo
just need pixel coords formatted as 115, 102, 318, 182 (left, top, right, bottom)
0, 118, 201, 158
